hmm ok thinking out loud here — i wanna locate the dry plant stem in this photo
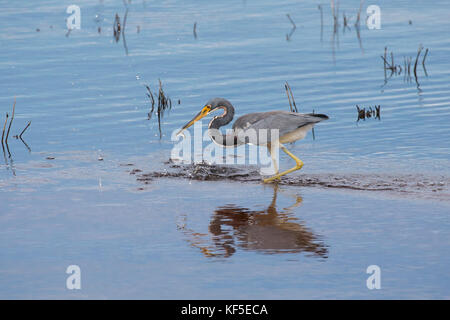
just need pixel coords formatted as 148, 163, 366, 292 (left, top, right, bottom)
122, 8, 129, 55
287, 14, 296, 29
20, 137, 31, 152
413, 45, 423, 79
19, 121, 31, 139
1, 113, 8, 145
285, 83, 293, 112
146, 85, 155, 118
286, 14, 296, 40
5, 98, 16, 144
422, 48, 429, 76
355, 0, 363, 26
422, 48, 429, 67
284, 82, 298, 113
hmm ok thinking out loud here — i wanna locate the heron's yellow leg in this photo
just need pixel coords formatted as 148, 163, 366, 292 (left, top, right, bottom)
263, 144, 304, 183
267, 143, 281, 181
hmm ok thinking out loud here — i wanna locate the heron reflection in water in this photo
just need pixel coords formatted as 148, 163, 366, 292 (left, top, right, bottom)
177, 185, 328, 258
177, 98, 329, 183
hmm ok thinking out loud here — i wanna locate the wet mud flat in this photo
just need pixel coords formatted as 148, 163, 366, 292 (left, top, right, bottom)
133, 162, 450, 201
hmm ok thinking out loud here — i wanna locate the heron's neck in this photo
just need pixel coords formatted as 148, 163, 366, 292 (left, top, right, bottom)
208, 103, 240, 147
209, 104, 235, 129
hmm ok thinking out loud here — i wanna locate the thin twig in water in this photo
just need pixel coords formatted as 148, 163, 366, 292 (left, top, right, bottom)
343, 12, 351, 32
19, 137, 31, 152
13, 120, 32, 152
422, 48, 429, 76
5, 97, 16, 144
380, 55, 392, 68
113, 13, 121, 42
285, 83, 293, 112
391, 52, 394, 70
312, 109, 316, 140
122, 8, 129, 55
286, 14, 296, 29
355, 0, 363, 26
354, 0, 364, 52
413, 44, 423, 80
422, 48, 429, 66
1, 113, 8, 145
286, 14, 296, 41
146, 85, 155, 119
18, 121, 31, 139
284, 82, 298, 112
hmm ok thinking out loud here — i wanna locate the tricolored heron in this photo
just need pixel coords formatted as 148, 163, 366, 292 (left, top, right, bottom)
176, 98, 329, 183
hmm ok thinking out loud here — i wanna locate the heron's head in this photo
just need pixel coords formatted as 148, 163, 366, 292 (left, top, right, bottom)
176, 98, 232, 136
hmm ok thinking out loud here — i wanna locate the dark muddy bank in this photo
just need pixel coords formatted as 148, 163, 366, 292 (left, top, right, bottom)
133, 162, 450, 200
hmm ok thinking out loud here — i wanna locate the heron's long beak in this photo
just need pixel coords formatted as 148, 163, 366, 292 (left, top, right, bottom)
176, 105, 211, 136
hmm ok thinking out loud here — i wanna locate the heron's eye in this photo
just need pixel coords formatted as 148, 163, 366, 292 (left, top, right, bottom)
202, 105, 211, 114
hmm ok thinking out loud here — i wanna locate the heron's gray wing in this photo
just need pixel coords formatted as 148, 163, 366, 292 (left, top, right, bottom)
233, 111, 327, 140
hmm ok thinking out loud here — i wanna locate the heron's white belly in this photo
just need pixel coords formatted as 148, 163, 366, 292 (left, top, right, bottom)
279, 124, 313, 144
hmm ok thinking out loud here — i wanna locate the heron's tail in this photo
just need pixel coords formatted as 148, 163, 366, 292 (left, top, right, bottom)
306, 113, 329, 120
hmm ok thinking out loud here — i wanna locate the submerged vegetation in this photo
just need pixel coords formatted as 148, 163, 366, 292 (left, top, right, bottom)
356, 105, 381, 122
1, 98, 32, 175
382, 45, 429, 86
146, 80, 174, 139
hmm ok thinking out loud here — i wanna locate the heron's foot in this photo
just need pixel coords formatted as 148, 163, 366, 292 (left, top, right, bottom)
263, 175, 281, 183
262, 160, 304, 183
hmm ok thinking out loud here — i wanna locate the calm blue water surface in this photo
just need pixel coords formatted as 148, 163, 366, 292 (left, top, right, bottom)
0, 0, 449, 299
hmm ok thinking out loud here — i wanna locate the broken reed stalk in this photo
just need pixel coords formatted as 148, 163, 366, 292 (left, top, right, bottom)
157, 88, 162, 138
380, 56, 391, 68
113, 13, 121, 42
284, 82, 298, 113
413, 44, 423, 79
286, 14, 296, 29
5, 97, 16, 144
285, 84, 293, 112
122, 8, 129, 54
422, 48, 429, 67
146, 85, 155, 119
312, 109, 316, 140
422, 48, 429, 76
407, 56, 411, 76
355, 0, 363, 26
331, 0, 338, 30
123, 9, 128, 34
1, 113, 8, 145
343, 12, 348, 30
286, 14, 296, 40
18, 121, 31, 139
336, 0, 339, 24
147, 80, 173, 139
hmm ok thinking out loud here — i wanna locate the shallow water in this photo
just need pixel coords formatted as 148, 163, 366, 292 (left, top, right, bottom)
0, 0, 449, 299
